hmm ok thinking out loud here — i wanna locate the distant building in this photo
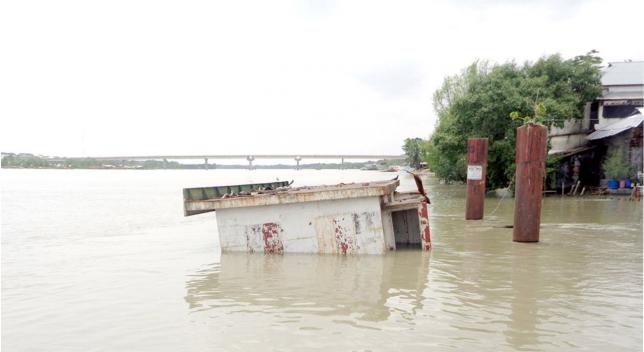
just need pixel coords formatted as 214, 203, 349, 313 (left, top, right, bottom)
548, 61, 644, 190
595, 61, 644, 128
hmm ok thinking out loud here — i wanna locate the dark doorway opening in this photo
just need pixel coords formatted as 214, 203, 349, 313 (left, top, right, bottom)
392, 209, 421, 249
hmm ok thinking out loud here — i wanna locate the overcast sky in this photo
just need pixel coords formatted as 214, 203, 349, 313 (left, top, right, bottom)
1, 0, 643, 158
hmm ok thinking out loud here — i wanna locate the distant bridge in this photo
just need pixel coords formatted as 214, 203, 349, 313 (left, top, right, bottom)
56, 154, 404, 161
46, 154, 405, 169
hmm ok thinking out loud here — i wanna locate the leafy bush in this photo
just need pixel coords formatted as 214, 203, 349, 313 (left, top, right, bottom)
603, 149, 633, 179
426, 51, 602, 189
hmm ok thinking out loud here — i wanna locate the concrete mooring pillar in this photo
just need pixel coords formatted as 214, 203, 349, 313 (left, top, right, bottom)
513, 123, 547, 242
465, 138, 488, 220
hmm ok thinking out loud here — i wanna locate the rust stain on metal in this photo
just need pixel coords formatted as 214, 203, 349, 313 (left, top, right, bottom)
262, 222, 284, 254
418, 201, 431, 250
334, 220, 349, 254
315, 214, 361, 254
246, 222, 283, 253
333, 217, 357, 254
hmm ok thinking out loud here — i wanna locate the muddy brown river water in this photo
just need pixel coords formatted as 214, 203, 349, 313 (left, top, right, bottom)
2, 169, 642, 351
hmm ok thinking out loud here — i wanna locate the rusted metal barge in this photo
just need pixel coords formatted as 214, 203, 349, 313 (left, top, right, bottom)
183, 178, 431, 254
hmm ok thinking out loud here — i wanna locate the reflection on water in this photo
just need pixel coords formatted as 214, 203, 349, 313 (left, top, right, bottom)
186, 251, 430, 324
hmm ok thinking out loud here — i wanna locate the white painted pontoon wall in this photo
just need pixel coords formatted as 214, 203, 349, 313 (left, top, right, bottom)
216, 196, 388, 255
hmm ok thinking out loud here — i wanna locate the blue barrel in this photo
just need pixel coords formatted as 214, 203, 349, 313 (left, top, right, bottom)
607, 179, 619, 189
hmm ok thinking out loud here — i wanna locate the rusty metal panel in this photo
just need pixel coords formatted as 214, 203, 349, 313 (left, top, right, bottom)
246, 222, 284, 254
314, 214, 359, 254
333, 215, 358, 254
261, 223, 284, 254
418, 201, 431, 250
183, 181, 291, 216
513, 124, 547, 242
184, 180, 400, 214
408, 172, 430, 203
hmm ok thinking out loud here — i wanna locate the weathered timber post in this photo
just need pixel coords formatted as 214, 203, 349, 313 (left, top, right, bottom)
513, 124, 547, 242
465, 138, 488, 220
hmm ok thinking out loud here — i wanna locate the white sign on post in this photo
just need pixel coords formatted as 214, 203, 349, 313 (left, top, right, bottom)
467, 165, 483, 180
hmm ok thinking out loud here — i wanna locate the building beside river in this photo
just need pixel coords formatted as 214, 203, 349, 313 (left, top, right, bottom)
548, 61, 644, 190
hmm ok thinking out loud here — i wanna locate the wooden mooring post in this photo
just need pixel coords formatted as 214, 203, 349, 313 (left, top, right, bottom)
513, 124, 547, 242
465, 138, 488, 220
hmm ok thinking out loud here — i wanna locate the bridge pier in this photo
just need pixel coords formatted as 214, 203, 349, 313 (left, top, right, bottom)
204, 158, 208, 170
294, 156, 302, 170
163, 158, 168, 169
246, 156, 255, 170
341, 157, 344, 169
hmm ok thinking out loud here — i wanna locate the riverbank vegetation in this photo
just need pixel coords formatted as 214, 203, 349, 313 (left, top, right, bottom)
602, 148, 634, 180
402, 138, 426, 169
423, 51, 603, 188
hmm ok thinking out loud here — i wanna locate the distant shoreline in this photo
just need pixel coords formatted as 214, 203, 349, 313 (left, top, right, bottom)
0, 165, 381, 170
1, 153, 405, 171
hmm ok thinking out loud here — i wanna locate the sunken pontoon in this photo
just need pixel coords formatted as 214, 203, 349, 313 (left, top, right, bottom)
183, 179, 431, 254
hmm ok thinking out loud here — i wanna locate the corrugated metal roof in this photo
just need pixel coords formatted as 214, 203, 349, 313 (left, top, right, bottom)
602, 61, 644, 86
548, 145, 596, 157
587, 111, 644, 140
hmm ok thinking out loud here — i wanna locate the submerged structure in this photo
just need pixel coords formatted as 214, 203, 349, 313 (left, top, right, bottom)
183, 179, 431, 254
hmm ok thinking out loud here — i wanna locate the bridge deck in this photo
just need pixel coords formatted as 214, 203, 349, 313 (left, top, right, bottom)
47, 154, 405, 161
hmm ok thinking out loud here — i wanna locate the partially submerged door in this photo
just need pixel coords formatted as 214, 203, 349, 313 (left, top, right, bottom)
391, 209, 421, 248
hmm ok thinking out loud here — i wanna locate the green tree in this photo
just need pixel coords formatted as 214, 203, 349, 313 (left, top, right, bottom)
402, 137, 425, 169
602, 148, 633, 179
426, 51, 602, 188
